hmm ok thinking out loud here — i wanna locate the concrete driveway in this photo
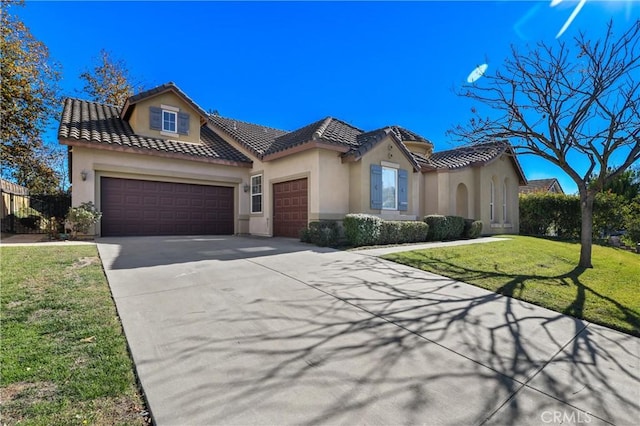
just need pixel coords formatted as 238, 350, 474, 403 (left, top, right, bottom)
97, 236, 639, 426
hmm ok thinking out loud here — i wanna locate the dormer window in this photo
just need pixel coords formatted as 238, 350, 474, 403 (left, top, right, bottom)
149, 105, 190, 136
162, 110, 177, 133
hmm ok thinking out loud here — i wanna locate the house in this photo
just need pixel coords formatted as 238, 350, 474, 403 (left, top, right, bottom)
58, 82, 526, 238
519, 178, 565, 195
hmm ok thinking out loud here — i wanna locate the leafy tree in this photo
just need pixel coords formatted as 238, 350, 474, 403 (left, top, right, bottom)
1, 0, 62, 193
450, 20, 640, 268
593, 167, 640, 203
79, 49, 141, 106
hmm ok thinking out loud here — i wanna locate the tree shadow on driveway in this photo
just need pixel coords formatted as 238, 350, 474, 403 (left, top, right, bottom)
119, 248, 639, 425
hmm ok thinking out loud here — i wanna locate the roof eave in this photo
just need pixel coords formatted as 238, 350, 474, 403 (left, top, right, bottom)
59, 138, 253, 168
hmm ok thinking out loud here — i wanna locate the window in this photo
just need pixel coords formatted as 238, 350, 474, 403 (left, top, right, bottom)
382, 167, 397, 210
162, 110, 177, 133
503, 181, 508, 222
490, 180, 495, 222
251, 174, 262, 213
150, 106, 189, 135
371, 164, 407, 211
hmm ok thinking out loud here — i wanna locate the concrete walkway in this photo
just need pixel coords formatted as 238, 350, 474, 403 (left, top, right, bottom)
351, 236, 508, 256
97, 236, 639, 426
0, 233, 95, 246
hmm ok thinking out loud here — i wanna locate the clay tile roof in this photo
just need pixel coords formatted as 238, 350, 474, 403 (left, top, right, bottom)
58, 98, 251, 164
263, 117, 363, 156
419, 140, 508, 170
389, 126, 431, 144
208, 115, 287, 156
123, 82, 209, 120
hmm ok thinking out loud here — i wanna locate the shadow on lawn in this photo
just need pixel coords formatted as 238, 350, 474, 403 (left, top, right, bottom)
136, 252, 638, 425
404, 255, 639, 337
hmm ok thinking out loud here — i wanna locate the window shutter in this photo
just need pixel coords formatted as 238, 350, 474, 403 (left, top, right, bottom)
177, 112, 190, 135
149, 107, 161, 130
398, 169, 408, 211
370, 164, 382, 210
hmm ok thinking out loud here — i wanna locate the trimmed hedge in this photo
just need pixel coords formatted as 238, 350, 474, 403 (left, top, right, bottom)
463, 219, 483, 239
343, 214, 429, 246
300, 221, 340, 247
424, 215, 466, 241
343, 214, 382, 246
380, 221, 429, 244
519, 192, 634, 240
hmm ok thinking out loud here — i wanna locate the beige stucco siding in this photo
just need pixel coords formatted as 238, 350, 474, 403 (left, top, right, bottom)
315, 149, 351, 220
421, 155, 520, 235
70, 146, 250, 235
479, 156, 520, 234
129, 92, 202, 144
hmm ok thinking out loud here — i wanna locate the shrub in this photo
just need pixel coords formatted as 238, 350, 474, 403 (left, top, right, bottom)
446, 216, 465, 240
380, 221, 402, 244
300, 221, 340, 247
424, 215, 463, 240
463, 219, 483, 239
66, 201, 102, 239
343, 214, 382, 246
622, 195, 640, 246
424, 215, 448, 241
399, 221, 429, 243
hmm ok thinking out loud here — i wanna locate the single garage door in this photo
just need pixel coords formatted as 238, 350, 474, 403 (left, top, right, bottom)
101, 177, 234, 236
273, 178, 308, 238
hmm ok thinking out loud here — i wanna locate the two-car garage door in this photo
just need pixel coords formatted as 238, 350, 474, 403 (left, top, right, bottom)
100, 177, 234, 236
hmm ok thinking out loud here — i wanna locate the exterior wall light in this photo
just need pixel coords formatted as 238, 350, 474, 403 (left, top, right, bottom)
243, 183, 250, 193
80, 170, 88, 181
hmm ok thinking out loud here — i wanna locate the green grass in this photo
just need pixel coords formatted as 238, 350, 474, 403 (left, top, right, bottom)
1, 246, 146, 425
383, 236, 640, 336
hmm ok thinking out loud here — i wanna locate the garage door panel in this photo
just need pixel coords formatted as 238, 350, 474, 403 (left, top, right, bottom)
273, 178, 307, 238
101, 177, 234, 236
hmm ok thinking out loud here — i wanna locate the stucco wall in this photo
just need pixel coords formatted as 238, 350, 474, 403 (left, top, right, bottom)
421, 155, 520, 235
70, 146, 249, 235
129, 92, 202, 144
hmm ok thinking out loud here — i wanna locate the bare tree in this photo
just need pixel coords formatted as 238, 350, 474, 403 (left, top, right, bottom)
449, 20, 640, 268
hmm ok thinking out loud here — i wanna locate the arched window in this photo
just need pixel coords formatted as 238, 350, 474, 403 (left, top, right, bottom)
490, 179, 495, 222
503, 179, 508, 222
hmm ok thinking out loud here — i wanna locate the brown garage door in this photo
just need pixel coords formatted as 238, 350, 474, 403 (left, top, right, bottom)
273, 178, 308, 238
101, 177, 234, 236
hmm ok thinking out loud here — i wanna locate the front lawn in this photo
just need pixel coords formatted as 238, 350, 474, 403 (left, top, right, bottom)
383, 236, 640, 336
0, 246, 147, 425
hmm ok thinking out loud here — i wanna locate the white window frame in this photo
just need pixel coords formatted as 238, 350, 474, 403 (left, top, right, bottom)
162, 110, 177, 133
490, 180, 495, 222
503, 181, 508, 222
382, 166, 398, 210
250, 174, 263, 214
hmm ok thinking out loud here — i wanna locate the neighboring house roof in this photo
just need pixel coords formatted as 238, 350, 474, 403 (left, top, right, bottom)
58, 98, 251, 165
121, 82, 210, 124
1, 179, 29, 195
416, 141, 527, 184
519, 178, 565, 194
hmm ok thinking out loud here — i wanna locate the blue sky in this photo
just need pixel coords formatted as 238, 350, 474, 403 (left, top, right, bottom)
16, 0, 640, 194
